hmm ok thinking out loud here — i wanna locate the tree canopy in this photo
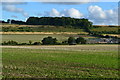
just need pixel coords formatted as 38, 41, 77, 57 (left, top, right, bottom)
76, 37, 86, 44
42, 36, 58, 45
68, 37, 76, 45
26, 17, 93, 29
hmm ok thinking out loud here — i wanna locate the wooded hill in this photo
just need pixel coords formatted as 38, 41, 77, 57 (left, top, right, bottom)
1, 17, 93, 29
26, 17, 93, 29
1, 17, 119, 35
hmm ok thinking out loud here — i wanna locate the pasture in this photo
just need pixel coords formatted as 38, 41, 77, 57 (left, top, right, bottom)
1, 24, 86, 33
2, 45, 119, 78
2, 34, 95, 43
90, 27, 119, 34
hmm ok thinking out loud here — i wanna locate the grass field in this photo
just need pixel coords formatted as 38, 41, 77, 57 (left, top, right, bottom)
90, 27, 119, 34
2, 34, 68, 43
1, 24, 86, 33
2, 34, 95, 43
2, 45, 119, 78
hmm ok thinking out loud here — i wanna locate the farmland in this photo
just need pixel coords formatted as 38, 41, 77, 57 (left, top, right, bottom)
1, 2, 119, 79
1, 24, 119, 39
2, 45, 119, 78
90, 26, 119, 34
2, 34, 96, 43
1, 23, 119, 79
2, 34, 69, 43
1, 24, 85, 33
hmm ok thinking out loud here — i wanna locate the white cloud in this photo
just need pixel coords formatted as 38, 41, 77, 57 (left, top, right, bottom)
61, 8, 83, 18
49, 8, 60, 17
3, 5, 24, 13
32, 0, 118, 3
1, 0, 26, 2
23, 12, 29, 17
44, 8, 83, 18
88, 5, 118, 25
34, 0, 99, 5
33, 0, 97, 2
3, 5, 29, 17
88, 5, 106, 19
1, 0, 119, 2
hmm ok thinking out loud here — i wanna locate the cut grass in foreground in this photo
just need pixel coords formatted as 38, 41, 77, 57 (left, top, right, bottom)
2, 46, 119, 78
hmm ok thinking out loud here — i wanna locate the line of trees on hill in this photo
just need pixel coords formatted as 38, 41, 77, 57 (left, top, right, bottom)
0, 20, 8, 23
1, 17, 119, 38
8, 19, 26, 25
1, 36, 86, 45
0, 20, 26, 25
1, 17, 93, 29
26, 17, 93, 29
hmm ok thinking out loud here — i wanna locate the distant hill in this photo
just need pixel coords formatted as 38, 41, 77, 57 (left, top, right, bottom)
1, 17, 93, 29
26, 17, 92, 29
0, 17, 119, 36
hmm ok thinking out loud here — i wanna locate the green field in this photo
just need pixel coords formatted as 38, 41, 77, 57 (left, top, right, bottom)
1, 24, 119, 78
2, 45, 119, 78
2, 34, 96, 43
2, 34, 68, 43
1, 25, 85, 32
90, 27, 119, 34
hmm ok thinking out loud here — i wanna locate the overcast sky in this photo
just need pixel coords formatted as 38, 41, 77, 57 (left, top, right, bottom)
1, 1, 119, 25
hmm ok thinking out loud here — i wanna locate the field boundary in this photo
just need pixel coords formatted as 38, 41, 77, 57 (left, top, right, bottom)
1, 45, 118, 51
0, 32, 88, 35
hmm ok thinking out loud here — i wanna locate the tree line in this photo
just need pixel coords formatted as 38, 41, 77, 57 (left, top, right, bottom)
1, 17, 93, 29
26, 17, 93, 29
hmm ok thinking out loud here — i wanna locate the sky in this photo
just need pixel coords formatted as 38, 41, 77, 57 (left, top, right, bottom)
1, 1, 119, 25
